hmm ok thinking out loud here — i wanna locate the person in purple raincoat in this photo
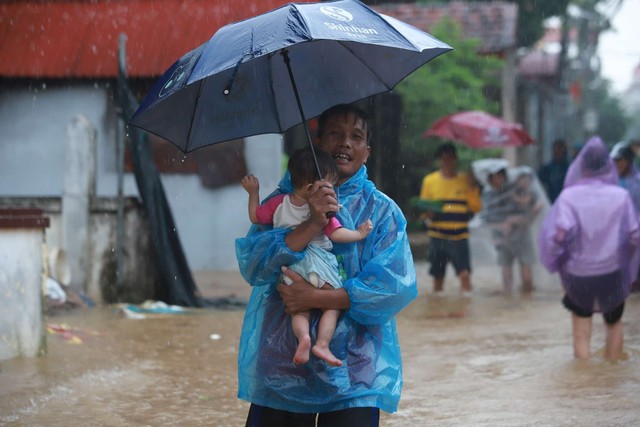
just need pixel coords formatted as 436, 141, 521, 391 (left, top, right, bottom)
538, 136, 639, 360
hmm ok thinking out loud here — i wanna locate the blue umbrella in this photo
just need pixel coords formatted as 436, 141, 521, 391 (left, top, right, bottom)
130, 0, 452, 175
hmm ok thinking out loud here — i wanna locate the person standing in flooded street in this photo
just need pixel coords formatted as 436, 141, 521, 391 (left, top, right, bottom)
235, 104, 417, 426
419, 143, 482, 295
538, 136, 639, 360
538, 138, 570, 203
482, 166, 542, 296
611, 141, 640, 214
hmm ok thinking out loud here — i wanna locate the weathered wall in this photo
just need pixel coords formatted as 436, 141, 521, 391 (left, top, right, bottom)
0, 82, 283, 271
0, 213, 47, 360
0, 197, 159, 304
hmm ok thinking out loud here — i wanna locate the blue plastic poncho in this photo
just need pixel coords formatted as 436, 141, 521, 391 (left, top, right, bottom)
538, 137, 640, 312
235, 166, 417, 413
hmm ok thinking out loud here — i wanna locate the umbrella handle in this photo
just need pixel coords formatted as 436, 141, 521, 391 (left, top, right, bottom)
281, 49, 335, 219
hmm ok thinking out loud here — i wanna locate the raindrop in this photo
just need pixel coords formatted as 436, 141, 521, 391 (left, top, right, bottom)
41, 83, 46, 90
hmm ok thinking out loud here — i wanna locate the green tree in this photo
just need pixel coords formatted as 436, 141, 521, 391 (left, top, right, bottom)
393, 19, 503, 224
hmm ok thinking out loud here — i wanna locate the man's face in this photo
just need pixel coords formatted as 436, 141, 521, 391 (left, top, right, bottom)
488, 171, 505, 190
614, 157, 630, 176
553, 143, 566, 161
438, 152, 457, 174
316, 113, 370, 185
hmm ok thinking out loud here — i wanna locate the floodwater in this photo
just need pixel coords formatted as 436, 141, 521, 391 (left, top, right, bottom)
2, 262, 640, 427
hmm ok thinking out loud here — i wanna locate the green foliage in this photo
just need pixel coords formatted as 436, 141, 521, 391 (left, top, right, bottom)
393, 19, 503, 218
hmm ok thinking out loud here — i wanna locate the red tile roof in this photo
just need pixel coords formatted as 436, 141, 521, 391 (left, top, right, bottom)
372, 1, 518, 54
0, 0, 313, 78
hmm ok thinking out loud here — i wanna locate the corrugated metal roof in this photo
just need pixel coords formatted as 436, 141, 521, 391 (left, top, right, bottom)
0, 0, 313, 78
373, 1, 518, 54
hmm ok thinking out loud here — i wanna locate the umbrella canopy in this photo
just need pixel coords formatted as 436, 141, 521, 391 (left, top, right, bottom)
424, 111, 534, 149
130, 0, 452, 153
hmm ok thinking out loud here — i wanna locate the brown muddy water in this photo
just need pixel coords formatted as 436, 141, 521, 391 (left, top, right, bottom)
1, 262, 639, 426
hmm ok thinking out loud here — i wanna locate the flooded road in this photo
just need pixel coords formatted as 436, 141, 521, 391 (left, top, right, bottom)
2, 262, 639, 426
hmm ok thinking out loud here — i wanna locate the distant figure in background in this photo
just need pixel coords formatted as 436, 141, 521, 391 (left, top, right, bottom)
611, 141, 640, 291
483, 166, 542, 295
538, 139, 570, 203
538, 136, 639, 360
420, 142, 482, 294
611, 141, 640, 214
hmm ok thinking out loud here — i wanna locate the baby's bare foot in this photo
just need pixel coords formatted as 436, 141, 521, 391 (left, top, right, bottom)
293, 335, 311, 365
312, 344, 342, 367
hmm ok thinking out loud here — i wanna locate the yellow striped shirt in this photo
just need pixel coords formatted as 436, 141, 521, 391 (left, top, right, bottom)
419, 171, 482, 240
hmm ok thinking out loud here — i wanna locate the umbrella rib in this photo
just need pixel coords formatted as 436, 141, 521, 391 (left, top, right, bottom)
184, 79, 204, 153
266, 51, 285, 133
336, 41, 393, 91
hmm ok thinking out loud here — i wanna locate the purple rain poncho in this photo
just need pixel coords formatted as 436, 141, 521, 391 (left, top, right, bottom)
538, 137, 640, 312
235, 166, 417, 414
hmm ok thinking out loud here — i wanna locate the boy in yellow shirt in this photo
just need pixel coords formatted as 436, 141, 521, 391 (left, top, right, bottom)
420, 143, 482, 294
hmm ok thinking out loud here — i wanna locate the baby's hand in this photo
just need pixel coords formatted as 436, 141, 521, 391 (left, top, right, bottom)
358, 219, 373, 238
241, 174, 259, 193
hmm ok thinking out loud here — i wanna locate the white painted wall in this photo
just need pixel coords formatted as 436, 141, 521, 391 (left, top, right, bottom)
0, 83, 283, 271
0, 229, 46, 360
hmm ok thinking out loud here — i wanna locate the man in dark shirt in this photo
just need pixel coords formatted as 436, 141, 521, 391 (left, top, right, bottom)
538, 139, 569, 203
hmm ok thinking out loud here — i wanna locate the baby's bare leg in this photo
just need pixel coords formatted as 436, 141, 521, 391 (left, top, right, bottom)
291, 311, 311, 365
312, 308, 342, 367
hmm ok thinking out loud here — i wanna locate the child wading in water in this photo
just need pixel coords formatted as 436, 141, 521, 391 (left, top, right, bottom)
241, 147, 373, 366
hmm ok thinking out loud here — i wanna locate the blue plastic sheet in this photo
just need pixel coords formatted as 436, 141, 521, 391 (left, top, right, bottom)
236, 166, 417, 413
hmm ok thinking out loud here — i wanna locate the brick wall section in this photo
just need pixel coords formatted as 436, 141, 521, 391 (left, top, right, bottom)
0, 209, 50, 229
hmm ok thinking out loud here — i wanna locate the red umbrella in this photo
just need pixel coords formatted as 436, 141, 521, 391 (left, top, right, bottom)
423, 111, 534, 148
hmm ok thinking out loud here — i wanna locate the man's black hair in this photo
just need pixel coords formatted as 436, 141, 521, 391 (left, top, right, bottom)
488, 168, 507, 179
435, 142, 457, 158
616, 146, 634, 162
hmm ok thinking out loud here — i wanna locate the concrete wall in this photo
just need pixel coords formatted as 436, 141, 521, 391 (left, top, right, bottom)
0, 82, 283, 272
0, 223, 47, 360
0, 197, 160, 304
